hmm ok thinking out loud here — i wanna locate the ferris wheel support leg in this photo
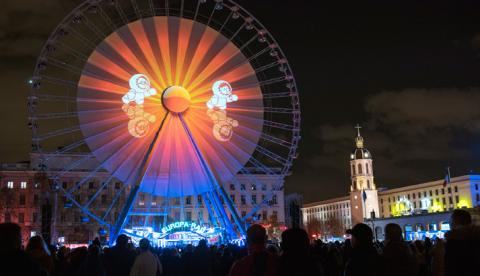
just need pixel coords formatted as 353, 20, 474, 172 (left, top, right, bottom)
109, 112, 170, 246
178, 115, 246, 240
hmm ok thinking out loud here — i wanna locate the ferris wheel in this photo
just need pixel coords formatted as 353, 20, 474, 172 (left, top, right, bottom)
28, 0, 300, 243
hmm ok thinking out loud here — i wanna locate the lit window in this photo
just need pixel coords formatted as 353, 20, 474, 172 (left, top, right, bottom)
139, 201, 145, 206
7, 181, 13, 189
355, 205, 358, 209
20, 181, 27, 189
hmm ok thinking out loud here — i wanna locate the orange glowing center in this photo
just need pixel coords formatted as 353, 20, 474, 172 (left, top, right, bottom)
162, 86, 191, 113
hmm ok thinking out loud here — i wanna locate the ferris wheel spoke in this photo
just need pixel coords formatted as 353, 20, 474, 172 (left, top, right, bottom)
82, 14, 107, 40
131, 0, 142, 19
52, 123, 134, 180
49, 56, 127, 87
113, 1, 129, 26
56, 180, 110, 227
217, 8, 233, 33
55, 40, 89, 61
83, 173, 116, 209
35, 94, 76, 103
32, 107, 120, 120
68, 26, 98, 51
264, 119, 297, 131
66, 131, 136, 194
33, 126, 80, 141
262, 91, 295, 99
97, 4, 119, 32
42, 140, 86, 160
103, 183, 129, 221
179, 0, 185, 18
147, 0, 155, 16
193, 0, 201, 21
205, 1, 217, 27
259, 132, 293, 148
42, 116, 129, 161
252, 59, 283, 75
40, 74, 78, 88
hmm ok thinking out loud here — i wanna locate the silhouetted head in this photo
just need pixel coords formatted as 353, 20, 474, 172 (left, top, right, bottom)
351, 223, 373, 248
26, 235, 51, 256
0, 223, 22, 253
116, 234, 129, 247
247, 224, 267, 246
281, 228, 309, 254
88, 244, 100, 256
139, 238, 150, 251
198, 239, 208, 249
451, 209, 472, 229
384, 223, 403, 242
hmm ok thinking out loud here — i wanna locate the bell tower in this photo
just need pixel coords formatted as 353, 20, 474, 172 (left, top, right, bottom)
349, 124, 379, 225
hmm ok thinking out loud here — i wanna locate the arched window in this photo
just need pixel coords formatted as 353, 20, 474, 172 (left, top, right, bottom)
358, 164, 363, 174
366, 163, 369, 174
351, 164, 355, 175
367, 180, 371, 189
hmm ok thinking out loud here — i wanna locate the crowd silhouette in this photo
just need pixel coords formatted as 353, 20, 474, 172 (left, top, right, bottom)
0, 209, 478, 276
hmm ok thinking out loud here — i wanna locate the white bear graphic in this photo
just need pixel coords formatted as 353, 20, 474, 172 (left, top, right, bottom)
122, 74, 157, 105
207, 109, 239, 142
206, 80, 238, 110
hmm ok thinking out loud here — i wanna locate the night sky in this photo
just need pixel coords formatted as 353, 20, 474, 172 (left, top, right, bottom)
2, 0, 480, 203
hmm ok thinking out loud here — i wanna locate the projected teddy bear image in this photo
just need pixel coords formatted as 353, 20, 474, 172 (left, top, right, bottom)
207, 109, 239, 142
122, 74, 157, 105
206, 80, 238, 110
122, 104, 156, 138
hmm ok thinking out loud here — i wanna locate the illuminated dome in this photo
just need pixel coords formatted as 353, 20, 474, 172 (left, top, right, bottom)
350, 148, 372, 160
350, 124, 371, 160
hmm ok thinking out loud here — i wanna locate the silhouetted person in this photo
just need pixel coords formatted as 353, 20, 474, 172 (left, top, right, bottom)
279, 228, 324, 276
229, 224, 278, 276
161, 247, 181, 276
379, 223, 418, 276
445, 209, 480, 276
104, 234, 135, 276
0, 223, 46, 276
219, 245, 235, 276
344, 223, 380, 276
191, 239, 213, 276
26, 235, 54, 275
130, 238, 162, 276
77, 245, 105, 276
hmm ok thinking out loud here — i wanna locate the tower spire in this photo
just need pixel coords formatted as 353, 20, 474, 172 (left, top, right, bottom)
354, 124, 364, 149
354, 123, 362, 137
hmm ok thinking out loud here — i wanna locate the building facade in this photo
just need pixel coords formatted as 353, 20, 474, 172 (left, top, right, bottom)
302, 126, 480, 240
0, 153, 285, 245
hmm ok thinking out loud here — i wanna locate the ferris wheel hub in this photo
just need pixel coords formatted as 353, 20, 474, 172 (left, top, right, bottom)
162, 85, 191, 113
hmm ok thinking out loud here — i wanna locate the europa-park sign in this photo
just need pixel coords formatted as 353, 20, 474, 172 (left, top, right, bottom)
161, 221, 216, 235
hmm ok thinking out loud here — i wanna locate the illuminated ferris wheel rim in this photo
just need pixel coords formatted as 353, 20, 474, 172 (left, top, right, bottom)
28, 0, 301, 238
